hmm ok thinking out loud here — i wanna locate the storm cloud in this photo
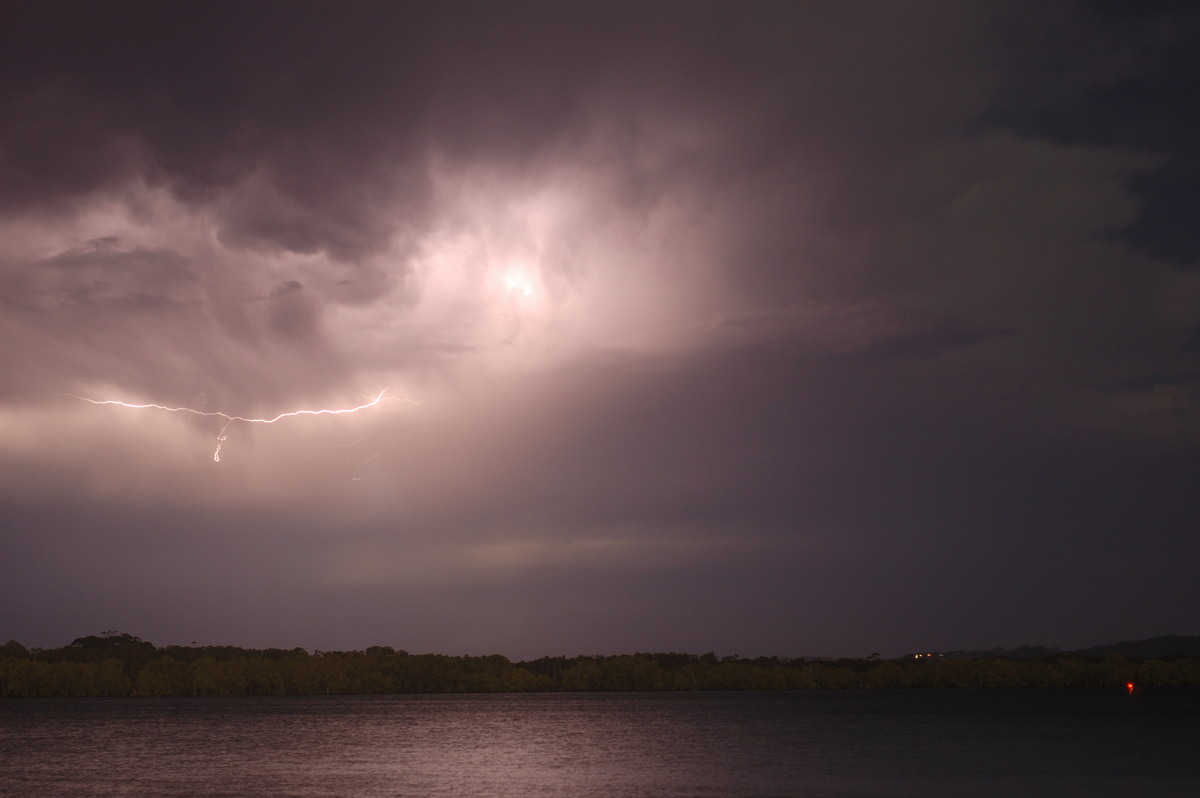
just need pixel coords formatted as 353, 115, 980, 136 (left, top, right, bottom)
2, 0, 1198, 658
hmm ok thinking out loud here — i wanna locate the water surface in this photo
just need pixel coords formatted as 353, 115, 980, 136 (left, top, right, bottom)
2, 689, 1197, 796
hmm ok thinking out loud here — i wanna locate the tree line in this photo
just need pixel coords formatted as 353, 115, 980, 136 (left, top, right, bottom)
2, 634, 1199, 698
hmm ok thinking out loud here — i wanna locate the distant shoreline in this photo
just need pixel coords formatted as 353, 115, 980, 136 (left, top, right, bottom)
3, 634, 1199, 697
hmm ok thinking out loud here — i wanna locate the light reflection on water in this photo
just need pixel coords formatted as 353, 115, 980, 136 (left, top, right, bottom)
1, 690, 1198, 797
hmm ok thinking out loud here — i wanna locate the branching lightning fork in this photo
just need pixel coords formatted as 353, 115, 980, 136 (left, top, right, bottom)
66, 390, 402, 461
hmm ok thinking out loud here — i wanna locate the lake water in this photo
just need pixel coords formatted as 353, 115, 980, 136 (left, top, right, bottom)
2, 689, 1198, 796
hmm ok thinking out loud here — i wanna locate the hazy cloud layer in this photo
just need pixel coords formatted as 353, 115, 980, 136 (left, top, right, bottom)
2, 1, 1198, 657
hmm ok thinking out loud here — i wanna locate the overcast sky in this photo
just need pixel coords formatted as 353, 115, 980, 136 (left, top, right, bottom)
2, 0, 1198, 659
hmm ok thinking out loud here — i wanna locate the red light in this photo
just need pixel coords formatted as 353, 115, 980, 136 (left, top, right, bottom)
1126, 682, 1135, 694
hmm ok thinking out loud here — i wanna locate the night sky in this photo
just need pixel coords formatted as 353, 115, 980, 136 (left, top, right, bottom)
2, 1, 1198, 659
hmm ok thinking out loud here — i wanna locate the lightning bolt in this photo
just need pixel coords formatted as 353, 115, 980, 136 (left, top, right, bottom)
66, 389, 407, 462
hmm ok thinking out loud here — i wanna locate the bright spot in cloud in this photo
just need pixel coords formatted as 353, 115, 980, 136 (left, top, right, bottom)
504, 271, 535, 297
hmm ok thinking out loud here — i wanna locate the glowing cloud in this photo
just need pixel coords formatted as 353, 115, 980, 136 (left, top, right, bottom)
504, 272, 534, 297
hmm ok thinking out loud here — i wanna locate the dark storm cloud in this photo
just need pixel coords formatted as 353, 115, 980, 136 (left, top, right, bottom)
23, 237, 196, 310
983, 0, 1200, 264
0, 1, 1004, 269
2, 0, 1198, 657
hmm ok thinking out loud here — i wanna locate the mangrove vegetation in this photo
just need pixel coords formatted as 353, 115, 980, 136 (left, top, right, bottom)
2, 633, 1199, 698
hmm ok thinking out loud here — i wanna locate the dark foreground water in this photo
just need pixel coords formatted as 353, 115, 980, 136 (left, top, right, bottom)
2, 689, 1198, 797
